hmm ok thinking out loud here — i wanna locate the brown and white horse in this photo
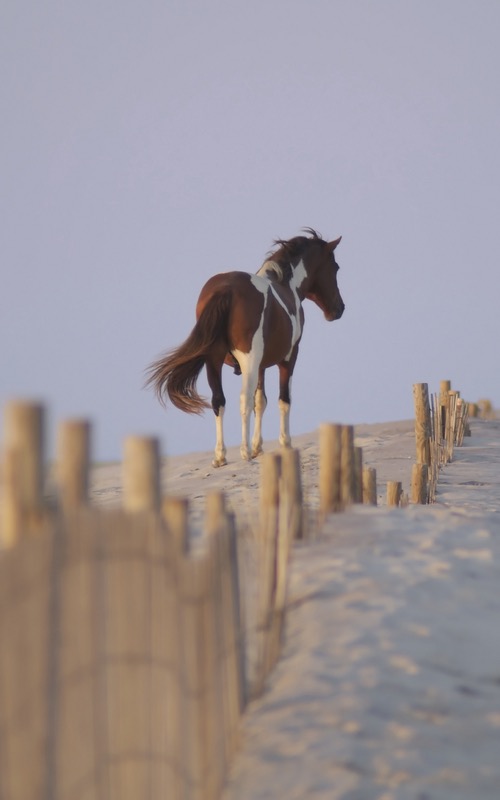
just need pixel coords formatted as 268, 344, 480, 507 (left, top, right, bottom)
146, 228, 345, 466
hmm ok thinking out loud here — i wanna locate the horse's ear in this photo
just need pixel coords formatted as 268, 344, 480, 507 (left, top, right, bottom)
328, 236, 342, 251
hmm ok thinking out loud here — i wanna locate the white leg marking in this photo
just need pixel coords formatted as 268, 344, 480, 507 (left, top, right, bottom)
251, 387, 267, 457
233, 279, 267, 461
213, 406, 227, 467
233, 356, 260, 461
279, 398, 291, 448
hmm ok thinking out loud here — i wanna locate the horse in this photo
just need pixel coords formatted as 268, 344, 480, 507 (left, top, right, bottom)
146, 228, 345, 466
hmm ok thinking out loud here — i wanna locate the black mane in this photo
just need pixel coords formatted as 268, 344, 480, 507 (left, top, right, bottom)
269, 227, 324, 264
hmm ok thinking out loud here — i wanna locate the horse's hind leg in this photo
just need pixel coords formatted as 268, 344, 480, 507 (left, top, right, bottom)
206, 354, 227, 467
251, 368, 267, 458
236, 354, 259, 461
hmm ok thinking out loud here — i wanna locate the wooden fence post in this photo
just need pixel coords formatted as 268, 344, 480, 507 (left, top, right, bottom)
205, 492, 243, 768
162, 496, 189, 555
362, 466, 377, 505
411, 463, 429, 504
387, 481, 402, 507
123, 436, 161, 511
1, 447, 22, 546
260, 452, 281, 522
280, 448, 303, 540
319, 423, 342, 519
413, 383, 431, 466
56, 419, 91, 510
255, 452, 282, 692
439, 379, 451, 439
445, 391, 459, 462
3, 400, 45, 513
341, 424, 356, 507
354, 446, 363, 503
179, 550, 211, 800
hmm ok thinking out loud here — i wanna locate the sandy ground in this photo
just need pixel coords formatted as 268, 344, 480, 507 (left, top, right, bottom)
89, 417, 500, 799
221, 419, 500, 800
90, 419, 417, 526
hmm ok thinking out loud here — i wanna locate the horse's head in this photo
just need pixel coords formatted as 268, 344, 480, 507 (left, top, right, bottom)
269, 229, 345, 321
297, 231, 345, 321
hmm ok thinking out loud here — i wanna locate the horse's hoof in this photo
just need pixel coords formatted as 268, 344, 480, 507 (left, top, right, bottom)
212, 456, 227, 468
240, 448, 252, 462
251, 446, 264, 458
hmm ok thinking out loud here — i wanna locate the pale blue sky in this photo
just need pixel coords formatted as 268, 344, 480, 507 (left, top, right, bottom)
2, 1, 499, 459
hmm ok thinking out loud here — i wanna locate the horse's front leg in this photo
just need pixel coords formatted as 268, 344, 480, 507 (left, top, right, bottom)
206, 356, 227, 467
251, 368, 267, 458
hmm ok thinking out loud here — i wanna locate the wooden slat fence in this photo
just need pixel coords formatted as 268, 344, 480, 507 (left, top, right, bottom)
412, 380, 471, 503
0, 401, 300, 800
0, 382, 483, 797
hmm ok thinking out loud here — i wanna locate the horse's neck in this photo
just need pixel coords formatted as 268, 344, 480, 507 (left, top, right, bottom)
256, 259, 308, 302
256, 260, 284, 281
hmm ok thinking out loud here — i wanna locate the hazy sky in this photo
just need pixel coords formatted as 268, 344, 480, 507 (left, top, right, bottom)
2, 1, 499, 460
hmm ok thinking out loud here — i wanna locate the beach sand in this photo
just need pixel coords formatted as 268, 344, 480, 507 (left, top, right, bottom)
89, 417, 500, 799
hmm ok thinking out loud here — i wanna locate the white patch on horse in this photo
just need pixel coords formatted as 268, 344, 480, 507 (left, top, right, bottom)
254, 259, 307, 361
268, 285, 300, 360
232, 275, 268, 459
256, 260, 283, 281
290, 258, 307, 295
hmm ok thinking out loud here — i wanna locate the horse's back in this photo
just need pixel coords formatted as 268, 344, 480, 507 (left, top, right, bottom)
196, 270, 253, 313
195, 269, 300, 365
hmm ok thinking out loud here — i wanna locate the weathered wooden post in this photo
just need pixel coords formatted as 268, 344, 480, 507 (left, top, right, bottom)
1, 400, 45, 545
255, 452, 282, 689
468, 402, 479, 418
362, 466, 377, 505
411, 462, 428, 504
162, 496, 189, 554
260, 451, 281, 520
280, 447, 303, 539
341, 424, 356, 507
439, 379, 451, 439
123, 435, 161, 511
319, 423, 342, 519
413, 383, 431, 466
3, 399, 45, 512
200, 492, 228, 799
1, 447, 22, 546
205, 490, 226, 532
205, 492, 244, 768
454, 398, 466, 446
56, 419, 91, 509
354, 446, 363, 503
445, 390, 459, 461
387, 481, 402, 507
179, 549, 211, 800
161, 494, 188, 800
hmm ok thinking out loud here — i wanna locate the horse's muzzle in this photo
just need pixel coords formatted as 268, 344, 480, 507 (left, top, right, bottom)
325, 303, 345, 321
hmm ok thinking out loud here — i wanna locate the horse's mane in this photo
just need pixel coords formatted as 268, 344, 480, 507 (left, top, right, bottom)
259, 228, 324, 284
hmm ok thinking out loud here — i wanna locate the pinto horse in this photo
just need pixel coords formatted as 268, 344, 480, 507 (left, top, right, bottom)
146, 228, 345, 466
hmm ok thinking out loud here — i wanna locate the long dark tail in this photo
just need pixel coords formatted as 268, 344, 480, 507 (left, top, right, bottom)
145, 290, 231, 414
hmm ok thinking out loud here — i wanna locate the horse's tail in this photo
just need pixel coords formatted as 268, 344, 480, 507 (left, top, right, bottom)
145, 290, 231, 414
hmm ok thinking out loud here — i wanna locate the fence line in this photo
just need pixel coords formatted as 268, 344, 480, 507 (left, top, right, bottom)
411, 380, 473, 504
0, 383, 487, 797
0, 400, 300, 800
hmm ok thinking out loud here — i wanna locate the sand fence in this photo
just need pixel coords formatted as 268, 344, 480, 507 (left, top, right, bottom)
0, 400, 304, 800
0, 382, 484, 799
